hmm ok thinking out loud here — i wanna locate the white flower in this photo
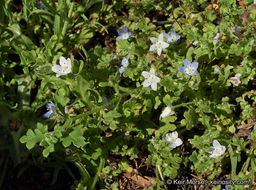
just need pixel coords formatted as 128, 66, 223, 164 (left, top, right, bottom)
193, 41, 199, 45
230, 73, 241, 86
163, 131, 183, 149
142, 68, 161, 91
149, 33, 169, 56
208, 140, 226, 159
213, 33, 222, 46
160, 106, 175, 119
254, 0, 256, 4
214, 68, 220, 73
52, 56, 72, 77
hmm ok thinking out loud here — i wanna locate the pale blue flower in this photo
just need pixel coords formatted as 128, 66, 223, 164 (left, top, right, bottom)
119, 66, 125, 76
178, 59, 198, 76
121, 54, 130, 67
163, 29, 181, 43
43, 101, 56, 118
116, 25, 131, 41
119, 55, 130, 76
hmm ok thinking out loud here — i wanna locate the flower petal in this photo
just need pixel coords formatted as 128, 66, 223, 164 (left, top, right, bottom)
142, 71, 150, 78
59, 56, 67, 67
157, 47, 162, 56
119, 67, 125, 74
213, 140, 221, 147
52, 65, 62, 73
44, 110, 53, 118
161, 42, 169, 49
178, 66, 185, 75
171, 29, 176, 36
155, 76, 161, 83
175, 138, 183, 147
149, 44, 156, 51
190, 70, 198, 76
184, 59, 191, 67
171, 131, 178, 138
117, 29, 122, 35
116, 36, 121, 41
149, 68, 155, 75
150, 37, 158, 43
191, 61, 198, 69
159, 33, 164, 41
143, 78, 151, 87
123, 25, 128, 32
121, 58, 129, 67
151, 82, 157, 91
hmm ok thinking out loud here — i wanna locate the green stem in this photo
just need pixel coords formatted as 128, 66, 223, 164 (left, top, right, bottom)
90, 158, 105, 190
155, 164, 161, 190
157, 165, 164, 181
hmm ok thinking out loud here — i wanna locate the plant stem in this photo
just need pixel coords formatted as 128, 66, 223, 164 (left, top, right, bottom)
90, 157, 105, 190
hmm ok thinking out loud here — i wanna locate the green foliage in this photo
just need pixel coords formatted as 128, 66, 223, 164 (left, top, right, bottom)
1, 0, 256, 189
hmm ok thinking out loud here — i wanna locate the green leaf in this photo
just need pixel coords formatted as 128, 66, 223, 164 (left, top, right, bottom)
62, 127, 86, 148
20, 123, 48, 149
181, 109, 198, 130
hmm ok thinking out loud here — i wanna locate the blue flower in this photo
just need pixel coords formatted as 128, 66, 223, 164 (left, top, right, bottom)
43, 101, 56, 118
116, 25, 131, 41
178, 59, 198, 76
121, 54, 130, 67
119, 55, 130, 76
163, 29, 181, 43
119, 66, 125, 76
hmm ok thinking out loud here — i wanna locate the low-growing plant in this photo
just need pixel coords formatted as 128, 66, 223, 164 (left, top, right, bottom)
1, 0, 256, 189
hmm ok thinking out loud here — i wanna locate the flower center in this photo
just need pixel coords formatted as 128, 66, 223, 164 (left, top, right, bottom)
184, 66, 196, 75
122, 32, 129, 39
169, 35, 176, 42
168, 137, 176, 145
149, 75, 156, 83
156, 41, 163, 49
61, 66, 69, 73
214, 148, 222, 155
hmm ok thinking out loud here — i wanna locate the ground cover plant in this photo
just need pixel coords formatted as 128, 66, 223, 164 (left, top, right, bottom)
1, 0, 256, 189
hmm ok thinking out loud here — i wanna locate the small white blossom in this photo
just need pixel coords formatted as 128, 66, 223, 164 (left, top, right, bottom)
52, 56, 71, 77
160, 106, 175, 119
214, 68, 220, 73
193, 41, 199, 45
230, 73, 241, 86
213, 33, 222, 46
149, 33, 169, 56
208, 140, 226, 159
163, 131, 183, 149
142, 68, 161, 91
